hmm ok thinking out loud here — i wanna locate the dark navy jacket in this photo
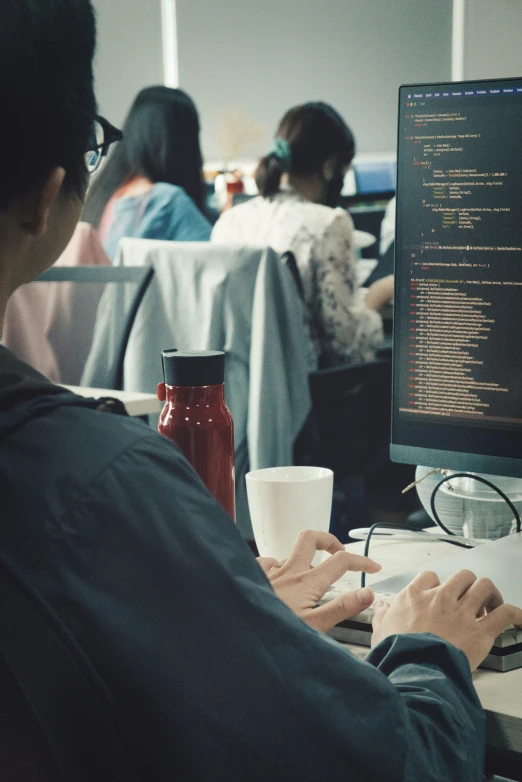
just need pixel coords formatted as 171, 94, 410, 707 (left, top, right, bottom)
0, 347, 484, 781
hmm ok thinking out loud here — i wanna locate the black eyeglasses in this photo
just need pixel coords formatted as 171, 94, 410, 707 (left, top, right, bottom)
85, 115, 123, 174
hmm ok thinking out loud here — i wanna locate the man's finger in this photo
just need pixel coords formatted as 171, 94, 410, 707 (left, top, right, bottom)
284, 530, 345, 570
311, 550, 381, 592
306, 587, 374, 633
481, 603, 522, 638
461, 577, 503, 615
409, 570, 441, 591
256, 557, 280, 574
439, 569, 477, 600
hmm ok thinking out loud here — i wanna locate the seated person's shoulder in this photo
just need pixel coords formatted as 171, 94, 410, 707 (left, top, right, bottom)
211, 196, 263, 240
148, 182, 211, 239
6, 391, 172, 485
293, 198, 348, 226
149, 182, 194, 209
0, 355, 180, 505
296, 202, 353, 241
224, 196, 264, 220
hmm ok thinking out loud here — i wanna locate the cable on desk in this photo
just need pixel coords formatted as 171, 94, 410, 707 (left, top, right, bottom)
360, 522, 471, 589
430, 472, 521, 537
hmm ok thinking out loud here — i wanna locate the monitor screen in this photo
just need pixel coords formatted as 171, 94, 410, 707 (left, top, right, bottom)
353, 160, 396, 195
391, 78, 522, 477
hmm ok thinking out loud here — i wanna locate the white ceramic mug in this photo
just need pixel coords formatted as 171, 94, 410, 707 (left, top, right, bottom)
246, 466, 334, 561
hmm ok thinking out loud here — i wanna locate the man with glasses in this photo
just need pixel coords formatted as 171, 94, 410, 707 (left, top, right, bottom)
85, 116, 123, 175
1, 2, 520, 780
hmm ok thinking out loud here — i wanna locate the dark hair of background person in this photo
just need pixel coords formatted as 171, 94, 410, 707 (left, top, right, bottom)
255, 102, 356, 198
83, 86, 207, 228
0, 0, 97, 211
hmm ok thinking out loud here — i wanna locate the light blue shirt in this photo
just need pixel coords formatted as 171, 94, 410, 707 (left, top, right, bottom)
102, 182, 212, 261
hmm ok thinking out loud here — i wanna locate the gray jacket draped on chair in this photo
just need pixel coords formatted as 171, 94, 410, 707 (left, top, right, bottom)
83, 239, 315, 535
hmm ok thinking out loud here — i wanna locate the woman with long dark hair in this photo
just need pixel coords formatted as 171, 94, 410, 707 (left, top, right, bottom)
212, 102, 393, 367
83, 86, 211, 259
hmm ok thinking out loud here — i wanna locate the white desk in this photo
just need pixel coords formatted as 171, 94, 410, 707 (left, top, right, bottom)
340, 535, 522, 778
63, 386, 162, 418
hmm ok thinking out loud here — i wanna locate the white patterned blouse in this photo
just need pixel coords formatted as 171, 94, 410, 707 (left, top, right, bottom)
211, 187, 383, 366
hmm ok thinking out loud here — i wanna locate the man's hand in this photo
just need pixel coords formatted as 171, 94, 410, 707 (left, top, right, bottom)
257, 529, 381, 633
372, 569, 522, 671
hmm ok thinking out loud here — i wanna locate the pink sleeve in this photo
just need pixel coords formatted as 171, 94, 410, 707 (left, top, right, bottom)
2, 222, 110, 384
56, 221, 110, 267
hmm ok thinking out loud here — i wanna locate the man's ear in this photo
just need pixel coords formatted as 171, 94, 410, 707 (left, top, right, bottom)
19, 167, 67, 237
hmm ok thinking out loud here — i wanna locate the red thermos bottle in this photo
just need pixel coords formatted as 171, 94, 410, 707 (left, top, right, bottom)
157, 350, 236, 520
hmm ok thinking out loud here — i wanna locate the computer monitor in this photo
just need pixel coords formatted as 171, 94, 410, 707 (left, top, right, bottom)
353, 160, 396, 196
391, 78, 522, 478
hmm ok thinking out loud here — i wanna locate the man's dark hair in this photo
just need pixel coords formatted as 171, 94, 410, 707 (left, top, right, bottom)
0, 0, 97, 210
256, 102, 356, 198
83, 86, 206, 228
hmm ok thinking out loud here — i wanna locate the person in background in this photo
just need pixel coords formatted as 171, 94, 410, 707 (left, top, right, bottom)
2, 3, 522, 780
212, 102, 394, 367
82, 86, 211, 260
380, 195, 396, 257
2, 221, 110, 384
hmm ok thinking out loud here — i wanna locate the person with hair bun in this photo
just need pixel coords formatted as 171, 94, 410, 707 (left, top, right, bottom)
212, 102, 393, 366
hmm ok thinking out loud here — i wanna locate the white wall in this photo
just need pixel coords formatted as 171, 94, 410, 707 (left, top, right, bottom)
176, 0, 453, 160
94, 0, 502, 159
92, 0, 164, 128
90, 1, 522, 160
463, 0, 522, 80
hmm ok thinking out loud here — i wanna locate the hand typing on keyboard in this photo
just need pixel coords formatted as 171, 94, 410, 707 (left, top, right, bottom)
322, 587, 395, 625
370, 570, 522, 671
257, 529, 381, 633
323, 579, 522, 654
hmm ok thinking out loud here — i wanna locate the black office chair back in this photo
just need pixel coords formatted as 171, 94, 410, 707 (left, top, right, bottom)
38, 266, 155, 390
278, 252, 392, 477
0, 558, 140, 782
295, 359, 392, 477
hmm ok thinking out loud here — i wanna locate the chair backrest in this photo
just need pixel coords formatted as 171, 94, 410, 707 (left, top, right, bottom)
0, 558, 140, 781
82, 239, 314, 537
38, 266, 155, 391
295, 359, 392, 477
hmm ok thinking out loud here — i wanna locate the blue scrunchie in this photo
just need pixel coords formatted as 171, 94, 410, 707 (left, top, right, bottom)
268, 137, 292, 171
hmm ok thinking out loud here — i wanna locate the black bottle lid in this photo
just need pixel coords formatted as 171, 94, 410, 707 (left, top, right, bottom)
161, 349, 225, 387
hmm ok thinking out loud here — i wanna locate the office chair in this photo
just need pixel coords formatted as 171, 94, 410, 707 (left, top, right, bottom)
38, 266, 155, 391
282, 253, 392, 479
294, 359, 392, 476
293, 359, 394, 539
0, 557, 140, 781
